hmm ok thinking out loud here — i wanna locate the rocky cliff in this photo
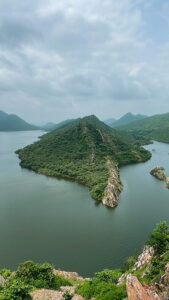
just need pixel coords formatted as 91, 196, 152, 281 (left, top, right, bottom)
102, 160, 123, 208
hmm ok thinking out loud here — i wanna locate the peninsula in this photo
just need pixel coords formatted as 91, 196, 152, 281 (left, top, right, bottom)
16, 115, 151, 207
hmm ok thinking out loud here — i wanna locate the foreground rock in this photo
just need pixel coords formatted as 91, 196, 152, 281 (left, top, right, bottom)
0, 275, 5, 287
102, 160, 123, 208
118, 246, 154, 285
126, 275, 161, 300
30, 288, 84, 300
133, 246, 154, 271
150, 167, 166, 181
53, 269, 85, 281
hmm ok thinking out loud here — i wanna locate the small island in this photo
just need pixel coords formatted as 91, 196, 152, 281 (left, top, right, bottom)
150, 166, 169, 189
150, 166, 166, 181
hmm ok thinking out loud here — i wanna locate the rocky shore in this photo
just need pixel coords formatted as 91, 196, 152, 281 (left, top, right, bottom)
150, 166, 169, 190
150, 167, 166, 180
102, 160, 123, 208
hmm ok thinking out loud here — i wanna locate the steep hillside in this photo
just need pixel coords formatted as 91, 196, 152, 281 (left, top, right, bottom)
16, 115, 151, 207
0, 111, 39, 131
110, 112, 147, 128
118, 112, 169, 143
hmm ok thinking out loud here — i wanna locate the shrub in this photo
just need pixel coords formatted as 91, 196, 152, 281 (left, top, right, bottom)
95, 269, 122, 284
0, 269, 11, 279
0, 279, 31, 300
15, 261, 71, 290
147, 221, 169, 255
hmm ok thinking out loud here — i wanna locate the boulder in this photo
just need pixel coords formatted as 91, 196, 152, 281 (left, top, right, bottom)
126, 274, 161, 300
0, 275, 6, 287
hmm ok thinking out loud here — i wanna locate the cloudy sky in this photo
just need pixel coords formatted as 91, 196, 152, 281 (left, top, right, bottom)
0, 0, 169, 123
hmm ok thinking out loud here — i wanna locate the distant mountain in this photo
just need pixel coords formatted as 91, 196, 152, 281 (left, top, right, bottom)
0, 110, 39, 131
42, 119, 75, 131
109, 112, 147, 128
104, 117, 116, 126
16, 115, 151, 207
118, 112, 169, 143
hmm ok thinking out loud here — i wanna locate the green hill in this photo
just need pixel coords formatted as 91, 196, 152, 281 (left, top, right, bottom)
118, 112, 169, 143
16, 115, 151, 204
109, 112, 147, 128
0, 110, 39, 131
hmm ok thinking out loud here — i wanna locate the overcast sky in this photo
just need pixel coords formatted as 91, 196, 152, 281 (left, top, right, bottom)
0, 0, 169, 123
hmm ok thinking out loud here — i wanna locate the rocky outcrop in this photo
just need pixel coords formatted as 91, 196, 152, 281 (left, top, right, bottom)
150, 167, 166, 181
102, 160, 123, 208
30, 287, 84, 300
53, 269, 85, 281
133, 246, 154, 271
126, 275, 161, 300
166, 178, 169, 189
118, 246, 154, 285
0, 275, 5, 287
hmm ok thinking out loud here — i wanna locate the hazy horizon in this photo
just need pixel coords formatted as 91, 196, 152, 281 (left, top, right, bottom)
0, 1, 169, 123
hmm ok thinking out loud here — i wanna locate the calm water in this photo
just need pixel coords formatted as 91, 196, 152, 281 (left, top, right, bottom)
0, 131, 169, 277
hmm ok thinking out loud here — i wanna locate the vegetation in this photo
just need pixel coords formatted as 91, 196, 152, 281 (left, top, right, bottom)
16, 115, 151, 202
118, 112, 169, 144
75, 221, 169, 299
75, 273, 127, 300
0, 110, 39, 132
0, 261, 72, 300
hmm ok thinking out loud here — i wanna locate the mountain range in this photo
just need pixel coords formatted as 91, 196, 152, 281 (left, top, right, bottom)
0, 110, 39, 131
104, 112, 147, 128
118, 112, 169, 143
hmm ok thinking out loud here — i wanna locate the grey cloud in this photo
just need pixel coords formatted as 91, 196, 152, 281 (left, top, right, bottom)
0, 0, 169, 122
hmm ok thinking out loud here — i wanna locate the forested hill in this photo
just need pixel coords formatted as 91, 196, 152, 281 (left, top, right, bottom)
0, 110, 39, 131
16, 115, 151, 202
106, 112, 147, 128
118, 112, 169, 143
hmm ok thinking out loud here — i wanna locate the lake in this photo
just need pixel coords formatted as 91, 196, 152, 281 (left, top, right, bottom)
0, 131, 169, 277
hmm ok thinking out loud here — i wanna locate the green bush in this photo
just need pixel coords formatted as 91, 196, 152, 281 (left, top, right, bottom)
63, 291, 73, 300
76, 279, 127, 300
147, 221, 169, 255
0, 269, 11, 279
15, 261, 71, 290
95, 269, 122, 283
0, 279, 31, 300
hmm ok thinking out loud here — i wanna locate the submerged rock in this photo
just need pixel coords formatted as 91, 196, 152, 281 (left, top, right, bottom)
150, 167, 166, 181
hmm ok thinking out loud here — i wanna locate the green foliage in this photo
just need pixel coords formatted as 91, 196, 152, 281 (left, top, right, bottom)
63, 291, 73, 300
0, 261, 72, 300
147, 221, 169, 255
118, 112, 169, 144
76, 279, 127, 300
0, 269, 11, 279
0, 279, 31, 300
121, 256, 136, 272
16, 115, 151, 201
95, 269, 122, 283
